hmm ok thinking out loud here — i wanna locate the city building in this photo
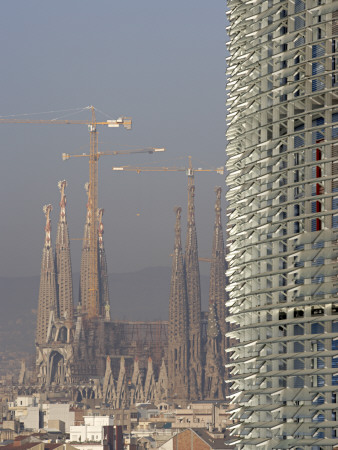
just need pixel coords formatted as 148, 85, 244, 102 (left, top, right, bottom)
226, 0, 338, 447
158, 428, 235, 450
69, 416, 114, 443
41, 403, 75, 433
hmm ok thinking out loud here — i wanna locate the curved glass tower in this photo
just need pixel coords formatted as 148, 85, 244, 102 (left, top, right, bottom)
226, 0, 338, 448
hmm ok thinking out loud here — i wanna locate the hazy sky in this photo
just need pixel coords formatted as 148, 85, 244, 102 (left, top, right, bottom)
0, 0, 227, 278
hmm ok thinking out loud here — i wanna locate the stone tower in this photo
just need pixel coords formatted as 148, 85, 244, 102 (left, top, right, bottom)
209, 187, 227, 364
79, 183, 91, 315
204, 300, 224, 399
55, 180, 73, 320
185, 184, 202, 399
168, 207, 189, 402
98, 208, 110, 319
204, 187, 226, 399
36, 204, 58, 344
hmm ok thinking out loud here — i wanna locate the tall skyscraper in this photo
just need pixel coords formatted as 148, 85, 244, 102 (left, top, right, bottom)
226, 1, 338, 447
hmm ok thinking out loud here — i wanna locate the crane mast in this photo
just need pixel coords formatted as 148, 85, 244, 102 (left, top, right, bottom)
88, 106, 99, 318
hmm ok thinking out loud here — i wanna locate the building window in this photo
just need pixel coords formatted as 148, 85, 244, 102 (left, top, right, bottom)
333, 215, 338, 228
294, 324, 304, 335
311, 322, 324, 334
311, 218, 322, 231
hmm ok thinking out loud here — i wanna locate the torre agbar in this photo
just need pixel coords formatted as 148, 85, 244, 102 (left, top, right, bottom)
225, 0, 338, 448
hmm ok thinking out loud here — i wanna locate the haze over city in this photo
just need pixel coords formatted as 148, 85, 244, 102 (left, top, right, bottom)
0, 0, 226, 279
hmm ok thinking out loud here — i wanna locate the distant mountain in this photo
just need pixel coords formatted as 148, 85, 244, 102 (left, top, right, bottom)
0, 267, 210, 353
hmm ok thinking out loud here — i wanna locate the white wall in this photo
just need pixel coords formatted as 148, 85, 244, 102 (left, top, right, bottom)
20, 406, 40, 431
44, 404, 75, 433
70, 416, 114, 443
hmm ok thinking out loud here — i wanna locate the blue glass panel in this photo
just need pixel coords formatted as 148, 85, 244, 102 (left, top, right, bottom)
312, 323, 324, 334
333, 216, 338, 229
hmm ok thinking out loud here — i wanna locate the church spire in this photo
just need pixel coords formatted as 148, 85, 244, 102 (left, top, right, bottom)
185, 183, 202, 399
168, 207, 189, 401
204, 298, 224, 399
36, 204, 58, 344
204, 187, 227, 398
210, 187, 227, 347
98, 208, 110, 319
55, 180, 73, 320
79, 183, 91, 315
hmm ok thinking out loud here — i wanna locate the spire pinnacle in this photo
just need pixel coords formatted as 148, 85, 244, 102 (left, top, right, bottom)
174, 206, 182, 251
58, 180, 67, 221
187, 185, 195, 226
215, 186, 222, 227
85, 182, 91, 223
43, 204, 52, 248
98, 208, 104, 248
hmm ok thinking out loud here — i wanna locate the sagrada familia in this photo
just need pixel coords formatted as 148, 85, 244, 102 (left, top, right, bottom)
29, 179, 229, 406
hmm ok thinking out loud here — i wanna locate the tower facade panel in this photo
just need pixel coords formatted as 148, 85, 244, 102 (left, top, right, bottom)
226, 0, 338, 447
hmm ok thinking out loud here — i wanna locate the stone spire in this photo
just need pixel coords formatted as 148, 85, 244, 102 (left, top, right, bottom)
210, 187, 227, 360
130, 358, 144, 405
79, 183, 91, 315
204, 299, 224, 399
55, 180, 73, 320
155, 358, 169, 403
115, 357, 128, 409
36, 205, 58, 344
144, 357, 156, 403
102, 356, 116, 403
204, 187, 227, 398
98, 208, 110, 319
168, 207, 189, 401
185, 183, 202, 399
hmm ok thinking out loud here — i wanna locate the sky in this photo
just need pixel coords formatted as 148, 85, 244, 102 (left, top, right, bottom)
0, 0, 227, 278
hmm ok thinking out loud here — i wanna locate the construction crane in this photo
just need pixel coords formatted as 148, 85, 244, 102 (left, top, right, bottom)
112, 156, 224, 181
0, 106, 163, 320
113, 156, 224, 265
64, 145, 165, 319
112, 155, 224, 221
